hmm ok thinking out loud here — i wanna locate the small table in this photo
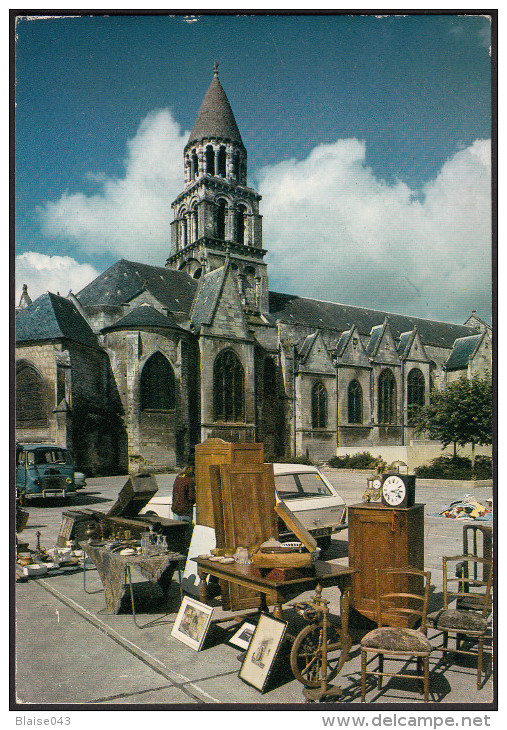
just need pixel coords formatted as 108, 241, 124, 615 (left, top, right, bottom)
83, 543, 186, 625
194, 558, 356, 634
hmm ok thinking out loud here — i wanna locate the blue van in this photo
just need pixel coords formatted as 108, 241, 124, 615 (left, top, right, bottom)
16, 443, 78, 501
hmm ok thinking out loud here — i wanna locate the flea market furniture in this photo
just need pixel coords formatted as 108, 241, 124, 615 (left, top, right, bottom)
290, 584, 352, 702
348, 502, 424, 626
208, 461, 278, 610
460, 525, 492, 608
82, 542, 185, 626
194, 438, 264, 528
431, 555, 493, 689
360, 567, 432, 703
194, 556, 356, 625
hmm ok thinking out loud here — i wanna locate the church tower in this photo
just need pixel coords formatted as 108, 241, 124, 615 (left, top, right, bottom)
166, 64, 268, 314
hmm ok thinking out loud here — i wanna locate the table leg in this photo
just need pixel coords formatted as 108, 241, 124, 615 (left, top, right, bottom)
339, 577, 352, 658
198, 567, 209, 604
272, 602, 283, 620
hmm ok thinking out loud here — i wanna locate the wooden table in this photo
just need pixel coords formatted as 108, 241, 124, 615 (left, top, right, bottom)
194, 558, 356, 632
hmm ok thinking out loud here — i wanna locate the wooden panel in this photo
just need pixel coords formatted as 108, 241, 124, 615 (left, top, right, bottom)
348, 503, 424, 627
274, 502, 318, 553
194, 438, 264, 527
218, 462, 277, 610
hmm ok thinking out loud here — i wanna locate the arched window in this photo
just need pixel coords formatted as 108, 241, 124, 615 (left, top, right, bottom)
140, 352, 175, 411
407, 368, 425, 425
213, 350, 244, 422
236, 204, 247, 245
348, 380, 363, 424
218, 146, 226, 177
311, 381, 327, 429
16, 363, 48, 426
205, 145, 214, 175
216, 199, 227, 239
378, 369, 397, 424
191, 151, 198, 180
190, 209, 198, 242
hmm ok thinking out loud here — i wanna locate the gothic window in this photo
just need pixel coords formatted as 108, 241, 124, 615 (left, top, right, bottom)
213, 350, 244, 422
378, 369, 397, 424
218, 146, 226, 177
216, 199, 227, 239
191, 151, 198, 180
407, 368, 425, 425
205, 145, 214, 175
140, 352, 175, 411
311, 381, 327, 429
348, 380, 363, 424
16, 363, 48, 427
236, 204, 247, 245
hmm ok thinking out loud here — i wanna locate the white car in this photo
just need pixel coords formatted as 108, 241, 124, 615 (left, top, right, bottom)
141, 463, 347, 552
272, 464, 347, 550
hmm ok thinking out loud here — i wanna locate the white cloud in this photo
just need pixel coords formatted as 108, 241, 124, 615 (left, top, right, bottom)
258, 138, 491, 322
39, 109, 187, 264
38, 108, 491, 323
15, 252, 99, 304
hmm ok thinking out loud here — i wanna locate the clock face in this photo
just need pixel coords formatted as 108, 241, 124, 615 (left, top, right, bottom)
372, 478, 382, 490
382, 475, 406, 506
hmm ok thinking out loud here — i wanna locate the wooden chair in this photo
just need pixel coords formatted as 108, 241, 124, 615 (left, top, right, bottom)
431, 555, 492, 689
360, 567, 432, 702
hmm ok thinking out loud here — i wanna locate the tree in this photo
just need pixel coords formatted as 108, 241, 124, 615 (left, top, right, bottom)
414, 373, 492, 469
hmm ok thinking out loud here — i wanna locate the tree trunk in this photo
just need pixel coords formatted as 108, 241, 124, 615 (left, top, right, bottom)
471, 442, 476, 473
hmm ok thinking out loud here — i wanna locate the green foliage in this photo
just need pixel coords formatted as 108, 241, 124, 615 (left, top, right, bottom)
328, 452, 385, 470
414, 373, 492, 453
414, 454, 492, 480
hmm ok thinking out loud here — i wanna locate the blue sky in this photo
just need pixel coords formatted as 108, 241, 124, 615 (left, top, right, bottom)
15, 13, 492, 323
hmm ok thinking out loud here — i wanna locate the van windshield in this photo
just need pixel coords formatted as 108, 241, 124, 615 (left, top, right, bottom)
275, 472, 333, 499
27, 449, 71, 466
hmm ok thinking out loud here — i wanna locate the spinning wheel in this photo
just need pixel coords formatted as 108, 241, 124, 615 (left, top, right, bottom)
289, 584, 352, 697
290, 621, 349, 688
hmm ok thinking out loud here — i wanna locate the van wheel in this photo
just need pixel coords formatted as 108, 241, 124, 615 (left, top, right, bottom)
317, 536, 332, 554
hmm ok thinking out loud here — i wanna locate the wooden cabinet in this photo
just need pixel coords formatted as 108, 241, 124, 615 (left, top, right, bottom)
194, 438, 264, 527
348, 503, 424, 627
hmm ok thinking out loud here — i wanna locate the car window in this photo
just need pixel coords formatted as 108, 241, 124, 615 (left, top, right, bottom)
275, 474, 301, 498
296, 473, 333, 497
31, 449, 70, 465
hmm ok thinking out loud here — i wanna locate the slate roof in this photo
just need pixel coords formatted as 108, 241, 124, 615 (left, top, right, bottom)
366, 322, 385, 357
101, 304, 186, 333
190, 266, 227, 327
16, 292, 101, 350
76, 260, 198, 314
298, 331, 319, 360
269, 292, 478, 349
187, 68, 243, 147
444, 334, 483, 371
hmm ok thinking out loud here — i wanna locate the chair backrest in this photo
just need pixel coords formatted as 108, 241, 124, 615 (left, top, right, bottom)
442, 555, 493, 616
374, 567, 431, 630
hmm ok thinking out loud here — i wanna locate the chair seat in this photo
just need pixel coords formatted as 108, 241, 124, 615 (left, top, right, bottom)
434, 609, 488, 633
361, 627, 432, 653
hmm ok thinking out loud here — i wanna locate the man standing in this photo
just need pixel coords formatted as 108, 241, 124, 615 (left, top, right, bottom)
171, 465, 196, 523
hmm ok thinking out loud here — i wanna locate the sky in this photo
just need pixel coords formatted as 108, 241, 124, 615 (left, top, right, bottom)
14, 12, 493, 324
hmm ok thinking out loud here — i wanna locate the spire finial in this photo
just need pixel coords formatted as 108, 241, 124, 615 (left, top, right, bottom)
213, 61, 219, 78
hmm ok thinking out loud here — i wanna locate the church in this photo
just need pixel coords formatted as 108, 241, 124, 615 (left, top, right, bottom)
15, 65, 492, 475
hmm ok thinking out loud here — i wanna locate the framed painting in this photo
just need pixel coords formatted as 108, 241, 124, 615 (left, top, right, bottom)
228, 621, 257, 651
239, 613, 287, 693
171, 596, 214, 651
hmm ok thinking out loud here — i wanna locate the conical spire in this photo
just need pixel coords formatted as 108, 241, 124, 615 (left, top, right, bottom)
187, 63, 243, 147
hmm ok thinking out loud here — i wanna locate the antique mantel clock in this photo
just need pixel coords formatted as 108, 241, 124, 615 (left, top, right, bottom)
380, 473, 416, 508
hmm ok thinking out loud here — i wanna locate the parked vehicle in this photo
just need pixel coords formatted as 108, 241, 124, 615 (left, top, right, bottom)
272, 464, 347, 550
16, 443, 79, 502
141, 463, 347, 552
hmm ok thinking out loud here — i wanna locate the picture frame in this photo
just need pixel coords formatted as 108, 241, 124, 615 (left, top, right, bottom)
171, 596, 214, 651
239, 613, 288, 693
228, 621, 257, 651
